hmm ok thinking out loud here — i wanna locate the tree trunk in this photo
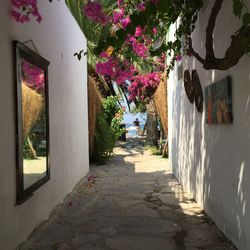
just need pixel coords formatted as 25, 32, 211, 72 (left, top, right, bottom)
162, 140, 168, 158
142, 120, 147, 136
27, 136, 37, 159
146, 101, 158, 147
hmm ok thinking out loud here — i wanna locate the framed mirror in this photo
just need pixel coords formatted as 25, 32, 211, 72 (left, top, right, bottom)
14, 41, 50, 204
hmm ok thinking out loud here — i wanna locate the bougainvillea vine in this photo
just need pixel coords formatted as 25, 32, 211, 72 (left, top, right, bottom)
11, 0, 42, 23
22, 60, 45, 90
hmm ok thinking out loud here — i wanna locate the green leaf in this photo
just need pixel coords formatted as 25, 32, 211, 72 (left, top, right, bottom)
74, 52, 81, 60
243, 13, 250, 25
106, 36, 118, 48
130, 14, 141, 26
156, 0, 169, 13
116, 30, 126, 43
74, 50, 86, 61
233, 0, 243, 18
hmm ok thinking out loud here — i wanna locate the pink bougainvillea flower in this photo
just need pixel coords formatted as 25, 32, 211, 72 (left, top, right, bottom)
83, 1, 102, 17
143, 34, 152, 47
137, 3, 146, 11
117, 0, 123, 8
128, 72, 161, 102
134, 26, 143, 37
120, 16, 131, 29
19, 14, 30, 23
100, 51, 109, 58
126, 34, 149, 58
87, 174, 97, 182
113, 12, 122, 23
96, 62, 113, 77
11, 10, 22, 22
152, 27, 157, 35
154, 53, 166, 71
176, 55, 182, 62
96, 55, 136, 85
22, 60, 45, 89
11, 0, 42, 23
83, 1, 108, 25
113, 8, 124, 23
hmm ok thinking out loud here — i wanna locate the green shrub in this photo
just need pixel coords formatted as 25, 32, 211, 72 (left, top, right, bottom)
92, 114, 115, 164
92, 96, 125, 164
102, 96, 120, 126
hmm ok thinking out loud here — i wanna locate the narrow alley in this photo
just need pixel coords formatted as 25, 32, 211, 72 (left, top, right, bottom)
19, 138, 235, 250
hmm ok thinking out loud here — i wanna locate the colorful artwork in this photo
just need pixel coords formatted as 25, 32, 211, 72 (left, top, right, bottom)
205, 76, 233, 124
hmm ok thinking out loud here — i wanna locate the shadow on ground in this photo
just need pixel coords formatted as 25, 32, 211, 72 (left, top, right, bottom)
19, 138, 236, 250
116, 137, 146, 156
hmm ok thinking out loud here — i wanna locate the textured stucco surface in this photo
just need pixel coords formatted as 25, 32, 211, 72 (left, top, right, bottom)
0, 1, 89, 249
168, 1, 250, 249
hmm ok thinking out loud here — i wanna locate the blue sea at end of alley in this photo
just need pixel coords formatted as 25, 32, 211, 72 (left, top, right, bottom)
125, 123, 144, 137
122, 112, 146, 137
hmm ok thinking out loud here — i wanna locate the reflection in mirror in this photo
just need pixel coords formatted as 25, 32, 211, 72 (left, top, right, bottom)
14, 41, 50, 204
21, 60, 47, 189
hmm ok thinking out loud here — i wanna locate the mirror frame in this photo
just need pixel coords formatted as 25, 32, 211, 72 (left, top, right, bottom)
14, 41, 50, 205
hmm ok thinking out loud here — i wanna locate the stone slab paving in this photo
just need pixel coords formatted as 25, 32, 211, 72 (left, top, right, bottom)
19, 138, 236, 250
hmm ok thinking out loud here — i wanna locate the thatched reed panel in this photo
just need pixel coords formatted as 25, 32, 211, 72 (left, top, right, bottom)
153, 74, 168, 137
88, 75, 102, 157
22, 83, 43, 140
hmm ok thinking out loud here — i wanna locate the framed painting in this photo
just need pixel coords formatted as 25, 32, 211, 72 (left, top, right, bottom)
205, 76, 233, 124
14, 41, 50, 204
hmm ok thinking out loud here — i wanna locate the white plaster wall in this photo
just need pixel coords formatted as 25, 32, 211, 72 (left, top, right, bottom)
168, 1, 250, 249
0, 1, 89, 249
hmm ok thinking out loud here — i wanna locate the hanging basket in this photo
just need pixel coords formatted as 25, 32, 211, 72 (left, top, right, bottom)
184, 69, 195, 104
192, 70, 203, 113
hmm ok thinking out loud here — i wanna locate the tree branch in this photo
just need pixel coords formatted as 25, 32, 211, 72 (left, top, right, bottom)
188, 0, 250, 70
207, 25, 250, 70
205, 0, 224, 61
188, 36, 205, 65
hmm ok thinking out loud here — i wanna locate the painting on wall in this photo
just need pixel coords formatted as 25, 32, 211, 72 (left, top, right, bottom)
205, 76, 233, 124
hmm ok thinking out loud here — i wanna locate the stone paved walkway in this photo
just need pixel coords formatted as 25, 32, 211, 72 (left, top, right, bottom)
20, 138, 235, 250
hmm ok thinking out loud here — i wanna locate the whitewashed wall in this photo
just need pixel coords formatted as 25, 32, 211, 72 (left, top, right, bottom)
168, 1, 250, 249
0, 1, 89, 249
